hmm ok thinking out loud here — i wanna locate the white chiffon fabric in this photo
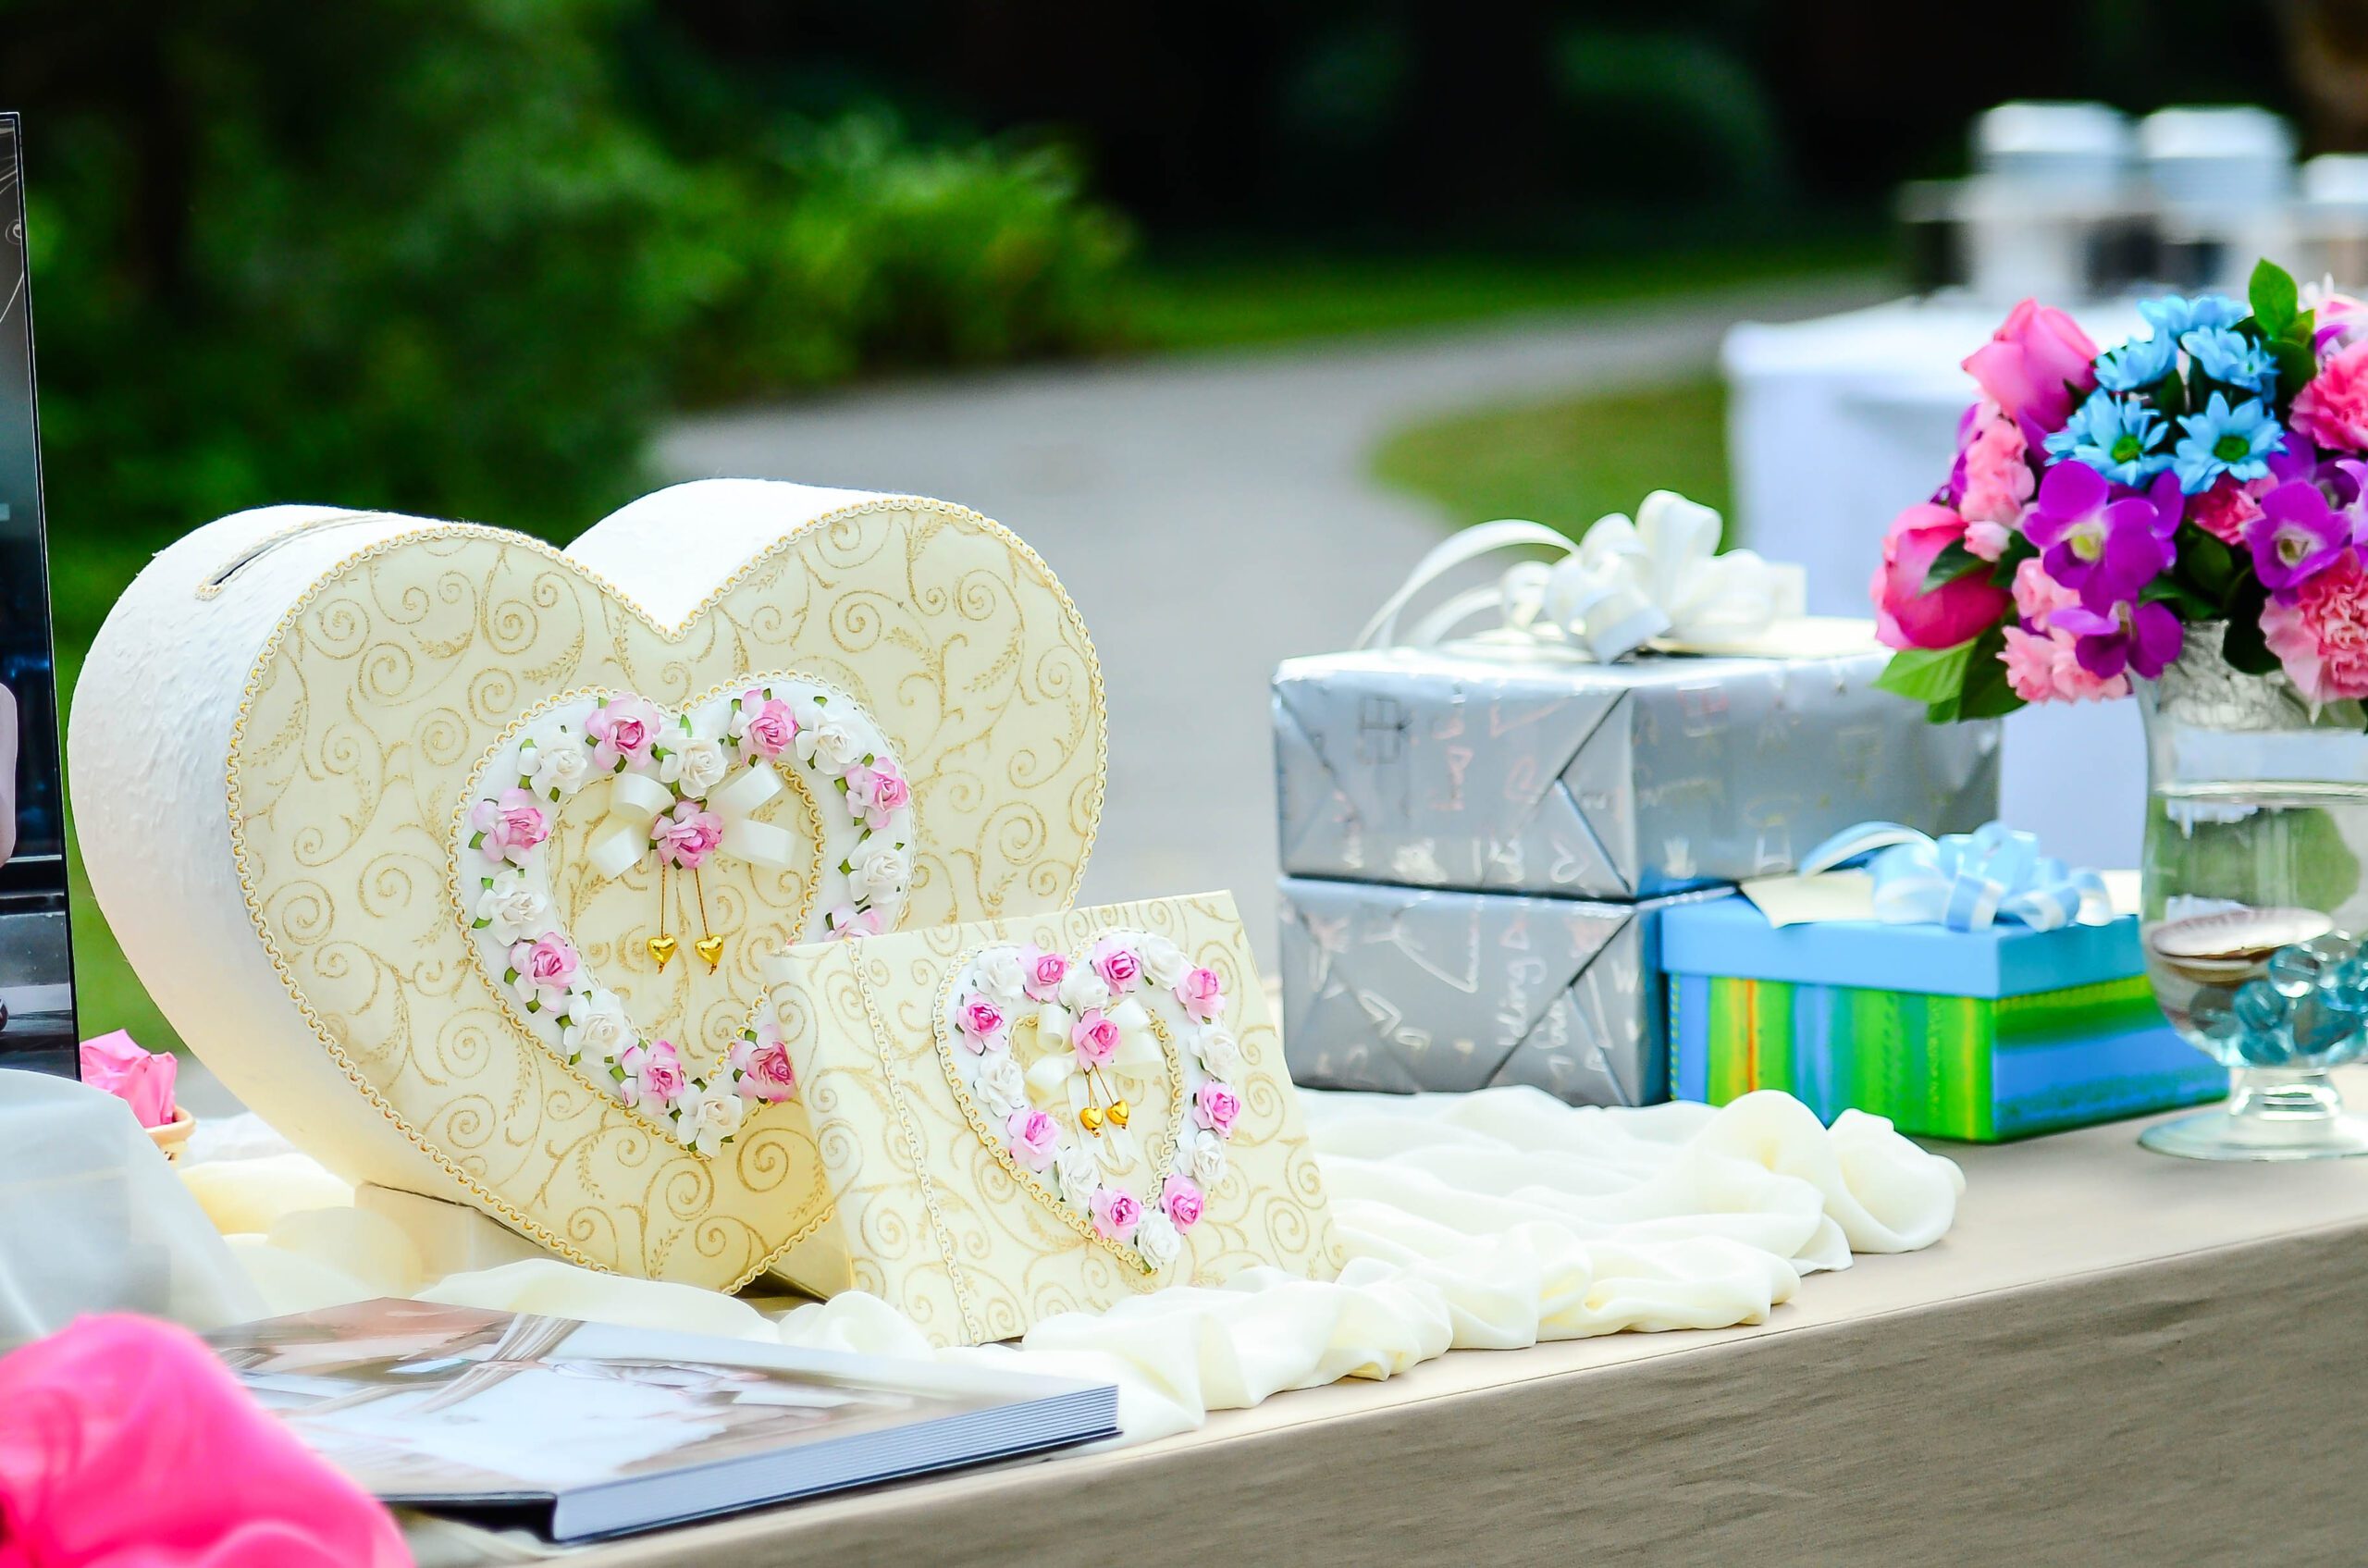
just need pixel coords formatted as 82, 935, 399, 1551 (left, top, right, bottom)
173, 1086, 1962, 1448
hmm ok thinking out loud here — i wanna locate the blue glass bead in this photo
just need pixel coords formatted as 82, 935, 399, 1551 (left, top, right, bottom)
2290, 992, 2359, 1059
2189, 986, 2243, 1041
2238, 1027, 2294, 1067
2235, 979, 2291, 1031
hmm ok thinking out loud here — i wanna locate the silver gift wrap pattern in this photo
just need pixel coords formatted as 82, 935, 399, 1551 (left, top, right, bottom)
1273, 643, 2000, 900
1278, 876, 1715, 1105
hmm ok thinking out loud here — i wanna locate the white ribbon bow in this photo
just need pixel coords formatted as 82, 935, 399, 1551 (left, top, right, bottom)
1024, 999, 1161, 1169
585, 764, 799, 881
1355, 492, 1807, 663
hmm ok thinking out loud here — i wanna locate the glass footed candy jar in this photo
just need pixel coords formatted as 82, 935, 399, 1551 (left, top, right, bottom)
2140, 623, 2368, 1159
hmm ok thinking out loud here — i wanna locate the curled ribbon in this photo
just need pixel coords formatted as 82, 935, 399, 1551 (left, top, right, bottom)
1355, 491, 1807, 663
1800, 821, 2113, 933
585, 763, 799, 880
1024, 999, 1162, 1167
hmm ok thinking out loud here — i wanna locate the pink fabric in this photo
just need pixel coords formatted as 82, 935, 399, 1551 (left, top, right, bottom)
0, 1315, 410, 1567
75, 1033, 177, 1131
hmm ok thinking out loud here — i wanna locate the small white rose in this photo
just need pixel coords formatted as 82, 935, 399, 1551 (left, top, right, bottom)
1198, 1028, 1244, 1081
562, 991, 635, 1065
852, 846, 912, 904
1135, 1211, 1182, 1269
1186, 1130, 1227, 1191
975, 946, 1029, 1007
1138, 933, 1189, 988
1056, 968, 1111, 1014
473, 870, 549, 946
973, 1052, 1030, 1118
660, 737, 730, 796
678, 1086, 746, 1155
528, 737, 594, 799
1056, 1154, 1100, 1211
806, 722, 861, 769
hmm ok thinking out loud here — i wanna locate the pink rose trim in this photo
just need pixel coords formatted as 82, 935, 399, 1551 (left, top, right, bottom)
1091, 1187, 1143, 1243
509, 932, 579, 1006
620, 1038, 689, 1113
845, 761, 911, 832
1070, 1008, 1121, 1068
1006, 1107, 1060, 1173
1176, 967, 1226, 1023
1161, 1172, 1205, 1230
1089, 937, 1142, 994
586, 693, 663, 771
729, 1031, 798, 1103
1193, 1080, 1242, 1138
737, 692, 800, 759
1021, 947, 1069, 1002
826, 904, 886, 941
650, 801, 724, 870
2263, 548, 2368, 704
2292, 340, 2368, 454
1956, 401, 2035, 530
955, 994, 1008, 1053
473, 786, 549, 865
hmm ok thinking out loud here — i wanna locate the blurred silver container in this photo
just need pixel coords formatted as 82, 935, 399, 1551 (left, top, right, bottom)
2142, 105, 2298, 295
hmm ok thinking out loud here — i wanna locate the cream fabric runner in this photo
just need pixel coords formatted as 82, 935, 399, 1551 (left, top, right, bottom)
178, 1087, 1962, 1448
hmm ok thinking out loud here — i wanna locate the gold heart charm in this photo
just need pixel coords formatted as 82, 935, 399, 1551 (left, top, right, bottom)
1079, 1104, 1105, 1132
1106, 1098, 1131, 1129
695, 934, 725, 972
648, 933, 680, 970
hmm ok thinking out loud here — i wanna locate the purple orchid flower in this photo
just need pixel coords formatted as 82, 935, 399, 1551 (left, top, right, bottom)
2251, 474, 2364, 594
2023, 461, 2177, 601
2052, 597, 2185, 682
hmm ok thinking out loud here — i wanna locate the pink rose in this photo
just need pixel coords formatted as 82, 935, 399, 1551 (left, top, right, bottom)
1161, 1172, 1205, 1230
586, 693, 663, 771
2191, 478, 2267, 546
825, 903, 886, 941
1091, 1187, 1142, 1242
1089, 938, 1142, 994
508, 932, 579, 1006
78, 1029, 179, 1130
2263, 548, 2368, 703
737, 692, 799, 759
1962, 298, 2097, 430
1956, 401, 2036, 529
651, 801, 724, 870
845, 761, 912, 832
620, 1038, 688, 1112
1175, 966, 1226, 1023
1192, 1080, 1242, 1138
1021, 947, 1069, 1002
1869, 502, 2014, 652
1070, 1007, 1121, 1068
729, 1031, 797, 1103
472, 785, 549, 866
955, 993, 1007, 1052
0, 1315, 410, 1568
1006, 1106, 1059, 1173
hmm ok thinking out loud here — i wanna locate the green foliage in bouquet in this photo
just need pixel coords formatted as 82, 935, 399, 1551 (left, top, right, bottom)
1871, 259, 2368, 723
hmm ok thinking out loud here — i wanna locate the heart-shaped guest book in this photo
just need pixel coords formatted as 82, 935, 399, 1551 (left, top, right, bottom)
70, 480, 1105, 1292
764, 893, 1342, 1346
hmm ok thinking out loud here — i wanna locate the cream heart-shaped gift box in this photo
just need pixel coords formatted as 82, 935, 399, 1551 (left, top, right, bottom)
70, 479, 1105, 1292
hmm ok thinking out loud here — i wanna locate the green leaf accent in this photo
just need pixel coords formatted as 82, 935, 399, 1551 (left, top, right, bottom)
503, 968, 519, 984
2220, 583, 2281, 676
1874, 640, 1978, 706
2274, 339, 2318, 401
814, 695, 829, 707
1957, 627, 2026, 720
468, 830, 487, 849
2175, 523, 2238, 599
835, 777, 849, 794
2141, 577, 2218, 620
2152, 368, 2188, 420
2251, 258, 2300, 338
1919, 539, 1990, 593
471, 918, 491, 930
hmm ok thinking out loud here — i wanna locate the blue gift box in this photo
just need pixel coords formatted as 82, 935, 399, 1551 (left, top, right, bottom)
1661, 894, 2226, 1141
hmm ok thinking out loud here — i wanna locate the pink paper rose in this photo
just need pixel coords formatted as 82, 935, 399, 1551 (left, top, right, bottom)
1160, 1172, 1205, 1230
650, 801, 724, 870
2263, 548, 2368, 703
0, 1315, 410, 1568
736, 691, 799, 759
825, 904, 886, 941
729, 1030, 797, 1103
1175, 967, 1226, 1023
1963, 298, 2097, 430
472, 785, 549, 866
845, 760, 911, 832
586, 693, 664, 771
78, 1030, 178, 1130
1070, 1007, 1121, 1068
1006, 1106, 1060, 1173
955, 993, 1007, 1052
620, 1038, 689, 1112
1869, 502, 2014, 651
1021, 947, 1069, 1002
1089, 938, 1141, 994
1192, 1080, 1243, 1138
508, 932, 579, 1007
2292, 340, 2368, 453
1091, 1187, 1142, 1243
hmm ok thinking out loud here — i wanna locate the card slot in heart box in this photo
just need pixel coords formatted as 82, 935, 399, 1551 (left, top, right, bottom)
76, 484, 1107, 1293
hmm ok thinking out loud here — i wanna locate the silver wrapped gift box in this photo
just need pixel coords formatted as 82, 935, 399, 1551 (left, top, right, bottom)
1273, 641, 2000, 901
1278, 875, 1717, 1106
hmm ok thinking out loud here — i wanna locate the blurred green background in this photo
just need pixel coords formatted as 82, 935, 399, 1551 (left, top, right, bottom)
1, 0, 2330, 1051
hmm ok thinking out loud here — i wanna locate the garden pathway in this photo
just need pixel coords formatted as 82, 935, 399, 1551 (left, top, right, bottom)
656, 278, 1881, 965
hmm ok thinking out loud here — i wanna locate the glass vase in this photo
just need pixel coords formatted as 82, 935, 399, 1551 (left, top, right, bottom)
2138, 623, 2368, 1159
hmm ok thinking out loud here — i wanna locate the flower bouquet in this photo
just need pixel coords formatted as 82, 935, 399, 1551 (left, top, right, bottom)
1870, 258, 2368, 717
